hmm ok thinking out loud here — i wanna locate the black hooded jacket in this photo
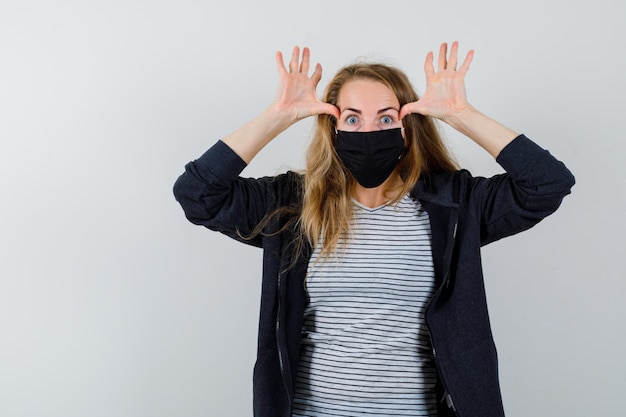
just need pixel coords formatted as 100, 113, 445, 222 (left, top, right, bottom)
173, 134, 575, 417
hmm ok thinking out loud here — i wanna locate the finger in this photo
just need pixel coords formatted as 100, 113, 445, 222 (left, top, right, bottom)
311, 62, 323, 84
423, 51, 435, 79
437, 42, 447, 71
275, 51, 288, 75
300, 47, 311, 74
322, 103, 340, 119
289, 46, 300, 73
399, 102, 418, 120
448, 41, 459, 71
458, 49, 474, 75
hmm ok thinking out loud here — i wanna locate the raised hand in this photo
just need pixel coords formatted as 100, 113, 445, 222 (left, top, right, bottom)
221, 47, 338, 163
272, 46, 340, 122
399, 41, 474, 122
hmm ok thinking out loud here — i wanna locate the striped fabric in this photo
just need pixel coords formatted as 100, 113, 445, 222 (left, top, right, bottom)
292, 194, 438, 417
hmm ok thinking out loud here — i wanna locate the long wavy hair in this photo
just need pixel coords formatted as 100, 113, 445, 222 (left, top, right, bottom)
299, 62, 459, 259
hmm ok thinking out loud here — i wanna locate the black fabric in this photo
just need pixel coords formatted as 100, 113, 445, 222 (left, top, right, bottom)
173, 134, 575, 417
335, 127, 405, 188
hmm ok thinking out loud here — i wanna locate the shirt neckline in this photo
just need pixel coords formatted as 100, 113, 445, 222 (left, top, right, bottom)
351, 193, 410, 212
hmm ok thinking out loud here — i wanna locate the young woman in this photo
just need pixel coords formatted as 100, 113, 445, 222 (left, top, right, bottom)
173, 42, 575, 417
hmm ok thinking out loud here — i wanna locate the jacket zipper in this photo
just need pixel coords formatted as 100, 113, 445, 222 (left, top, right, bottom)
276, 264, 293, 411
425, 207, 459, 415
276, 227, 309, 415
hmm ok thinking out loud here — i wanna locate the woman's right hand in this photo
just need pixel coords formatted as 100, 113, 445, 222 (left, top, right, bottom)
221, 46, 338, 163
271, 46, 339, 123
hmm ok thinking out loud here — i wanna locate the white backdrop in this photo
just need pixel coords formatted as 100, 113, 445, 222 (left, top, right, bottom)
1, 1, 624, 416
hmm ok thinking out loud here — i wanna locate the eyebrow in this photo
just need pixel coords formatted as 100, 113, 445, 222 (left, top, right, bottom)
340, 106, 400, 114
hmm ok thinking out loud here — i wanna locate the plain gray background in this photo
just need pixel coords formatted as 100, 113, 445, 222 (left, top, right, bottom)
1, 1, 624, 416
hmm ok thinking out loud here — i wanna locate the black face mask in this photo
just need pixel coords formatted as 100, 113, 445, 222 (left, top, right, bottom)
335, 128, 405, 188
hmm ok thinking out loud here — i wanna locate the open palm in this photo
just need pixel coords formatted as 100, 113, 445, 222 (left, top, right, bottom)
273, 46, 339, 122
400, 42, 474, 121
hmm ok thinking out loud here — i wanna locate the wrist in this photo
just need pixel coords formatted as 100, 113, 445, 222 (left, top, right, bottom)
442, 105, 519, 158
263, 104, 300, 132
441, 104, 478, 131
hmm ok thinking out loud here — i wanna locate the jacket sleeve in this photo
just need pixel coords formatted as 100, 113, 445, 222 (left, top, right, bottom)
172, 140, 298, 248
463, 134, 575, 246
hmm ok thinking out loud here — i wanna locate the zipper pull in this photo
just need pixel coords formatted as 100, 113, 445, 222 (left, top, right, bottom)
446, 393, 456, 411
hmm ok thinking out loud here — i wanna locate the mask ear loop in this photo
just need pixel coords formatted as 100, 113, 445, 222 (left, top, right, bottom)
400, 127, 408, 160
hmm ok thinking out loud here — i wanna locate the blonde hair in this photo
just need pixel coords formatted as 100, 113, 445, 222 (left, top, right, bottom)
300, 63, 459, 259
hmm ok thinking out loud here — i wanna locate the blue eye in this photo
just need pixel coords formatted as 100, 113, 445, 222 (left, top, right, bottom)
346, 116, 359, 125
381, 116, 393, 124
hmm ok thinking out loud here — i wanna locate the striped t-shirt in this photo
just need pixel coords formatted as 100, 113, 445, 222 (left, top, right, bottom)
292, 194, 438, 417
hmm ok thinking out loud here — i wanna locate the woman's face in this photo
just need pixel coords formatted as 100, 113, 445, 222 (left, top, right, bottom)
335, 78, 402, 132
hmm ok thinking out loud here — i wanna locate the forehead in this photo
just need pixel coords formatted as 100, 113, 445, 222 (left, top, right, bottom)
337, 78, 399, 110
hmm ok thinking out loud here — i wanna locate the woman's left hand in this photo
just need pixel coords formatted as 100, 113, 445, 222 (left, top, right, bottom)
399, 41, 474, 122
